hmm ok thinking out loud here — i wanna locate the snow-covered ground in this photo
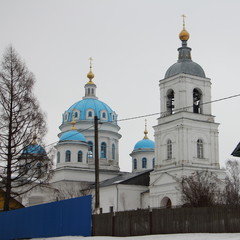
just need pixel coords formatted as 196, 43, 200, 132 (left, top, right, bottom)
32, 233, 240, 240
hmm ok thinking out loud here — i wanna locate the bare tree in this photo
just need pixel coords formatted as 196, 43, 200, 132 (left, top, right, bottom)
178, 171, 221, 207
0, 46, 53, 211
223, 159, 240, 206
55, 182, 92, 201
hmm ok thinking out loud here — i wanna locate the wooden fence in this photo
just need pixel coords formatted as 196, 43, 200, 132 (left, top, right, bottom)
92, 207, 240, 236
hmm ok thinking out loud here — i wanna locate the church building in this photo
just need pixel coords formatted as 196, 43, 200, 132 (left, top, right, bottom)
21, 20, 225, 212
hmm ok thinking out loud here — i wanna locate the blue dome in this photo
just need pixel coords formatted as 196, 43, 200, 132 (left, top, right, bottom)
134, 139, 155, 150
22, 144, 46, 155
59, 130, 87, 142
64, 98, 116, 123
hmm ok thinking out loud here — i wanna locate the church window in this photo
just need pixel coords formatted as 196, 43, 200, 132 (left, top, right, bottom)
142, 157, 147, 168
112, 144, 115, 160
101, 142, 107, 158
167, 139, 172, 159
88, 111, 92, 117
166, 89, 175, 115
57, 152, 60, 163
102, 112, 107, 119
193, 88, 202, 114
88, 141, 93, 158
152, 158, 155, 168
65, 150, 71, 162
197, 139, 204, 159
74, 111, 78, 119
133, 159, 137, 169
64, 113, 68, 121
78, 151, 83, 162
88, 88, 90, 95
91, 88, 94, 95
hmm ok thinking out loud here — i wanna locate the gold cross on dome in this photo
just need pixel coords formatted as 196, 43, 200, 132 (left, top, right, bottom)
181, 14, 186, 28
89, 57, 93, 69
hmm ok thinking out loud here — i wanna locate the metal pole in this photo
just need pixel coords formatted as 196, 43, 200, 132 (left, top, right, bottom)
94, 116, 100, 214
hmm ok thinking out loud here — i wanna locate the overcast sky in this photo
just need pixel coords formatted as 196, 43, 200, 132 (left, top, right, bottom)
0, 0, 240, 172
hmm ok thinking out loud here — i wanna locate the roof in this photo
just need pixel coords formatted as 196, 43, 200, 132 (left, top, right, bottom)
59, 130, 87, 142
22, 144, 46, 155
100, 169, 153, 187
232, 142, 240, 157
66, 98, 116, 123
134, 138, 155, 150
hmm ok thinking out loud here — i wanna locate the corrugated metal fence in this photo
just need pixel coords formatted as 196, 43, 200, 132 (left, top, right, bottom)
92, 207, 240, 236
0, 195, 92, 240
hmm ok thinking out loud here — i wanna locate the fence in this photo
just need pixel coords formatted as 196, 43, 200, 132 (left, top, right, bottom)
92, 207, 240, 236
0, 195, 92, 240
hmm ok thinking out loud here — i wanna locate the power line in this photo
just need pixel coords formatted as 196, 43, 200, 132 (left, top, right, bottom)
117, 93, 240, 122
45, 92, 240, 149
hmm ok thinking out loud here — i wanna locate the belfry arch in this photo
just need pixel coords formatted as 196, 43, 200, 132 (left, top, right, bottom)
193, 88, 202, 114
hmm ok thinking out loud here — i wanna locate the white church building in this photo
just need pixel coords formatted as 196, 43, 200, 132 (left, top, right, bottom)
21, 22, 225, 212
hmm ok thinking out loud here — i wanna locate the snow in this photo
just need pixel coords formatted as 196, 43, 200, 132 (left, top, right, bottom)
32, 233, 240, 240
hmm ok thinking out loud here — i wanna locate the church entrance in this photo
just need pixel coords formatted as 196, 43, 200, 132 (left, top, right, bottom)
160, 197, 172, 208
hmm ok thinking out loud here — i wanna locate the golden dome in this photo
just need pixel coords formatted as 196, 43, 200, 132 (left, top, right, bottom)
86, 57, 95, 84
179, 28, 190, 41
179, 14, 189, 41
143, 119, 149, 139
87, 70, 94, 82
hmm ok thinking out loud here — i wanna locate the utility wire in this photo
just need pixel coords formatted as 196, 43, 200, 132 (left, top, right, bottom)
117, 93, 240, 122
45, 93, 240, 149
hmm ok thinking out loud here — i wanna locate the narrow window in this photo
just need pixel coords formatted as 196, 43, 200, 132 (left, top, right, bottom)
167, 140, 172, 159
78, 150, 83, 162
142, 158, 147, 168
88, 88, 90, 95
167, 89, 175, 115
193, 88, 202, 114
133, 159, 137, 169
112, 144, 115, 160
152, 158, 155, 168
91, 88, 94, 95
88, 111, 93, 117
57, 152, 60, 163
65, 150, 71, 162
197, 139, 204, 159
74, 112, 78, 119
88, 141, 93, 158
64, 113, 68, 121
102, 112, 106, 119
101, 142, 107, 158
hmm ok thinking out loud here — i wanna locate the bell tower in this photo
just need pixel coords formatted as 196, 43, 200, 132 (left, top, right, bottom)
150, 17, 223, 208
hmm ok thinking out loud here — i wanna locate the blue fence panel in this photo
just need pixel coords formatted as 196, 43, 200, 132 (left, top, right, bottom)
0, 195, 92, 240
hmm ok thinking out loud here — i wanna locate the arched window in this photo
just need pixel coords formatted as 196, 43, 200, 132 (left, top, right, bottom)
78, 151, 83, 162
101, 142, 107, 158
133, 159, 137, 170
65, 150, 71, 162
102, 112, 106, 119
88, 111, 93, 118
64, 113, 68, 121
197, 139, 204, 158
193, 88, 202, 114
74, 111, 78, 119
152, 158, 155, 168
166, 89, 175, 115
57, 152, 60, 163
167, 139, 172, 159
142, 158, 147, 168
112, 144, 115, 160
88, 141, 93, 158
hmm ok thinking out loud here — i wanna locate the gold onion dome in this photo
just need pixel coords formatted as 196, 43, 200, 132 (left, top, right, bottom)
86, 57, 95, 84
179, 14, 189, 41
179, 28, 190, 41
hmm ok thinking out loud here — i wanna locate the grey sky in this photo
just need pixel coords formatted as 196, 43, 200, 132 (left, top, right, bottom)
0, 0, 239, 171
